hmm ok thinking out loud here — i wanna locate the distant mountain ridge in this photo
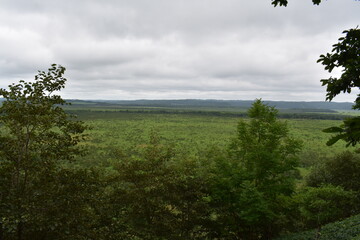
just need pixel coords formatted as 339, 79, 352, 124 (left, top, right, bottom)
0, 98, 355, 111
67, 99, 355, 111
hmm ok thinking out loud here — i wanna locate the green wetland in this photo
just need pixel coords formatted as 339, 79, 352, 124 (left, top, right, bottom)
71, 109, 354, 168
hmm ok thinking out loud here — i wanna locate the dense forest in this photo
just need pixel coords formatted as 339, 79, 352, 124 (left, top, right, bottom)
1, 65, 360, 240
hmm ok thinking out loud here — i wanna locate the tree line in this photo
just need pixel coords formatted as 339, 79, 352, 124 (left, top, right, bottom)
67, 108, 350, 121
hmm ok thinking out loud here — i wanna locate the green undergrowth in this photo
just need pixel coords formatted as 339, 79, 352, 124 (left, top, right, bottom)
73, 110, 354, 167
276, 214, 360, 240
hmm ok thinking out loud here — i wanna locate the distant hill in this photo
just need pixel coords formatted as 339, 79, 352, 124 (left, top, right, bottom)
0, 98, 355, 111
67, 99, 355, 111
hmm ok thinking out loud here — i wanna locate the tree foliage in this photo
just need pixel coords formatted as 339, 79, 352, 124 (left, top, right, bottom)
229, 99, 301, 195
99, 131, 211, 240
316, 28, 360, 147
306, 151, 360, 193
0, 64, 94, 240
271, 0, 321, 7
0, 64, 87, 163
209, 99, 302, 239
273, 0, 360, 149
296, 185, 356, 228
318, 28, 360, 105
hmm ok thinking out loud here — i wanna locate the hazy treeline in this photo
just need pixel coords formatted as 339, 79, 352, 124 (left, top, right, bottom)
67, 109, 350, 121
65, 99, 354, 111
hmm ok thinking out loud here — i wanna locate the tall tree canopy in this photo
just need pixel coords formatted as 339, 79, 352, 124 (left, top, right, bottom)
210, 99, 302, 239
0, 64, 95, 240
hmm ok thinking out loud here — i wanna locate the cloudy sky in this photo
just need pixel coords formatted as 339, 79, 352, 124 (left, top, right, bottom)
0, 0, 359, 101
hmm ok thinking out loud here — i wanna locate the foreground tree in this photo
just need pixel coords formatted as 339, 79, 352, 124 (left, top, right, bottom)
317, 28, 360, 147
272, 0, 360, 148
229, 100, 301, 193
0, 64, 87, 164
306, 151, 360, 193
100, 131, 211, 240
210, 99, 302, 239
295, 151, 360, 231
0, 64, 95, 240
271, 0, 321, 7
296, 184, 356, 230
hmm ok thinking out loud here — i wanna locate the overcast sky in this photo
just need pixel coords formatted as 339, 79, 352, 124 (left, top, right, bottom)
0, 0, 359, 101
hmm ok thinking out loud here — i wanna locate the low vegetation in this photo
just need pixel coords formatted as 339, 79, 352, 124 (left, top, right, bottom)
275, 214, 360, 240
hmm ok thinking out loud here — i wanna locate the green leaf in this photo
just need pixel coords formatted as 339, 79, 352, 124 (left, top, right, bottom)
326, 134, 344, 146
322, 127, 343, 133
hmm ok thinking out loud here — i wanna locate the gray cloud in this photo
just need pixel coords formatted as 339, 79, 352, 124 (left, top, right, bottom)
0, 0, 359, 101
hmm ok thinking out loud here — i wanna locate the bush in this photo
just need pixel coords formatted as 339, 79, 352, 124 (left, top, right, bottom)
296, 184, 357, 229
306, 151, 360, 192
275, 214, 360, 240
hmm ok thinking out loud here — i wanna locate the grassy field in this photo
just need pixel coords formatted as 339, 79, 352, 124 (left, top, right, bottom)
70, 109, 355, 167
